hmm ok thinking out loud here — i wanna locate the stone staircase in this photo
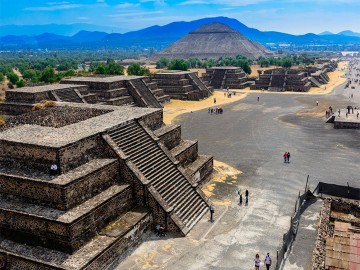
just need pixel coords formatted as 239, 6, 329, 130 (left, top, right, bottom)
53, 89, 84, 103
106, 120, 208, 233
130, 79, 162, 108
187, 72, 212, 97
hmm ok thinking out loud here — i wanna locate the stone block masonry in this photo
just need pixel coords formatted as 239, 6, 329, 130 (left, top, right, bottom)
0, 102, 213, 269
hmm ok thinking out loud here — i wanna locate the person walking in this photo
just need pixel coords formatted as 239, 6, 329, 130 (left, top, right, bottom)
264, 253, 272, 270
257, 96, 260, 102
214, 97, 216, 104
245, 189, 249, 205
238, 189, 243, 205
209, 204, 214, 222
287, 152, 290, 163
316, 100, 319, 106
283, 152, 288, 163
254, 254, 261, 270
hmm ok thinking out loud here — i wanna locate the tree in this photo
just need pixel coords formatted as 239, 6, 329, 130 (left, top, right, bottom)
106, 60, 124, 75
40, 66, 57, 83
16, 79, 25, 88
242, 62, 252, 74
127, 63, 150, 76
156, 57, 169, 69
281, 57, 292, 68
168, 59, 189, 71
0, 73, 4, 83
6, 71, 19, 84
94, 63, 106, 74
23, 69, 37, 81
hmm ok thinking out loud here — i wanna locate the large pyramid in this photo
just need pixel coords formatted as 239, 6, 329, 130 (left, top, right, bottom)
155, 22, 272, 60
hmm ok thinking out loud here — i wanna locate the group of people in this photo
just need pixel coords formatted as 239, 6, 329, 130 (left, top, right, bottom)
283, 152, 291, 163
254, 253, 272, 270
238, 189, 249, 205
208, 107, 224, 114
224, 87, 236, 98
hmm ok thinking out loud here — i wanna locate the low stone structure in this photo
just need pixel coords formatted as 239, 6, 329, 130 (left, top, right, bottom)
152, 71, 212, 100
326, 108, 360, 129
251, 68, 312, 92
202, 66, 252, 89
0, 99, 213, 268
312, 198, 360, 270
0, 76, 172, 116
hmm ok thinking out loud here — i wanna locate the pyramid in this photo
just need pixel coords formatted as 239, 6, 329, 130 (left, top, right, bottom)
155, 22, 272, 60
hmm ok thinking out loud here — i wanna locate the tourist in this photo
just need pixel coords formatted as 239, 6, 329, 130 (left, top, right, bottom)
357, 112, 359, 119
245, 189, 249, 205
209, 204, 214, 222
287, 152, 291, 163
159, 224, 166, 237
50, 163, 59, 176
0, 255, 7, 269
208, 107, 210, 114
155, 224, 161, 236
214, 97, 216, 104
254, 254, 261, 270
316, 101, 319, 106
338, 109, 341, 117
283, 152, 288, 163
257, 96, 260, 102
264, 253, 272, 270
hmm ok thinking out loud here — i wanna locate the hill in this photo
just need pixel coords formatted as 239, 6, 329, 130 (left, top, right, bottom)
1, 17, 360, 50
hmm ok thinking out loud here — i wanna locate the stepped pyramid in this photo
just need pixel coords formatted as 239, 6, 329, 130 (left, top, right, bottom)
155, 22, 272, 60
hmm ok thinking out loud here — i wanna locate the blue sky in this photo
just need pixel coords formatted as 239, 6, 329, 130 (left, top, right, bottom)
1, 0, 360, 34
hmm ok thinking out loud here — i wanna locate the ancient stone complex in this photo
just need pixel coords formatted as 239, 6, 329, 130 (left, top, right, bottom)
251, 60, 338, 92
0, 78, 213, 268
313, 198, 360, 270
152, 71, 212, 100
202, 67, 252, 89
251, 68, 312, 92
155, 22, 272, 60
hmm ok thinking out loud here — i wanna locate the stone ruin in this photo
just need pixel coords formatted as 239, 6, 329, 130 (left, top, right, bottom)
152, 71, 212, 100
202, 66, 252, 89
0, 85, 213, 268
0, 75, 172, 116
313, 198, 360, 270
251, 68, 312, 92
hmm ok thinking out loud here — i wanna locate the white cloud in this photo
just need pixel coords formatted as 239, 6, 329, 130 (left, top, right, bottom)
116, 3, 141, 8
77, 16, 89, 20
106, 10, 164, 17
25, 4, 84, 11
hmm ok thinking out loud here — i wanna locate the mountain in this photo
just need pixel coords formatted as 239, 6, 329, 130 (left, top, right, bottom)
338, 30, 360, 38
155, 22, 272, 60
0, 23, 125, 36
1, 17, 360, 50
319, 31, 334, 35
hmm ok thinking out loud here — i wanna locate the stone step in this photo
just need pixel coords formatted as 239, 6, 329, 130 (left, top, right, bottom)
100, 88, 128, 99
0, 158, 119, 210
152, 169, 180, 190
170, 139, 198, 166
102, 96, 134, 106
54, 89, 83, 103
164, 179, 192, 204
0, 184, 132, 253
0, 207, 152, 270
140, 155, 171, 175
151, 88, 165, 96
153, 124, 181, 150
145, 162, 174, 181
157, 95, 171, 104
158, 174, 187, 200
185, 154, 213, 186
136, 152, 167, 171
184, 203, 208, 228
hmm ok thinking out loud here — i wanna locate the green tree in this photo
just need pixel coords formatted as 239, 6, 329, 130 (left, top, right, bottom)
16, 79, 25, 88
106, 60, 124, 75
94, 63, 106, 74
6, 71, 19, 84
155, 57, 169, 69
127, 63, 150, 76
23, 69, 37, 81
0, 73, 4, 83
40, 66, 57, 83
168, 59, 189, 71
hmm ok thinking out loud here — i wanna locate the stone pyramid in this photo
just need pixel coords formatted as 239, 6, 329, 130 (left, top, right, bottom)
155, 22, 272, 60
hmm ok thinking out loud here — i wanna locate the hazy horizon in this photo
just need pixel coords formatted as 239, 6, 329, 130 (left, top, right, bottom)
1, 0, 360, 35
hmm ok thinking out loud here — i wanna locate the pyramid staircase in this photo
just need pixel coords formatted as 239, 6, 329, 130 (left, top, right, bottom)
105, 120, 209, 234
53, 88, 85, 103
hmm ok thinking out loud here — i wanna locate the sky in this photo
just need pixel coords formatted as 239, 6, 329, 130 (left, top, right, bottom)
1, 0, 360, 34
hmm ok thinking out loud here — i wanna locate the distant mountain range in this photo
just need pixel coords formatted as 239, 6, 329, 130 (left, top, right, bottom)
1, 17, 360, 50
319, 30, 360, 37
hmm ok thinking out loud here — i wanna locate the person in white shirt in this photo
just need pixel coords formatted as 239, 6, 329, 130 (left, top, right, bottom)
264, 253, 272, 270
254, 254, 261, 270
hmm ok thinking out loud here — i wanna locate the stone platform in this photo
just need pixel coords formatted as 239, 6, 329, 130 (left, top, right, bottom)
326, 109, 360, 129
0, 102, 213, 269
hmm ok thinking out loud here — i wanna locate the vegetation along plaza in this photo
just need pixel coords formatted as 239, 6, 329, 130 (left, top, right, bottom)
0, 1, 360, 270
